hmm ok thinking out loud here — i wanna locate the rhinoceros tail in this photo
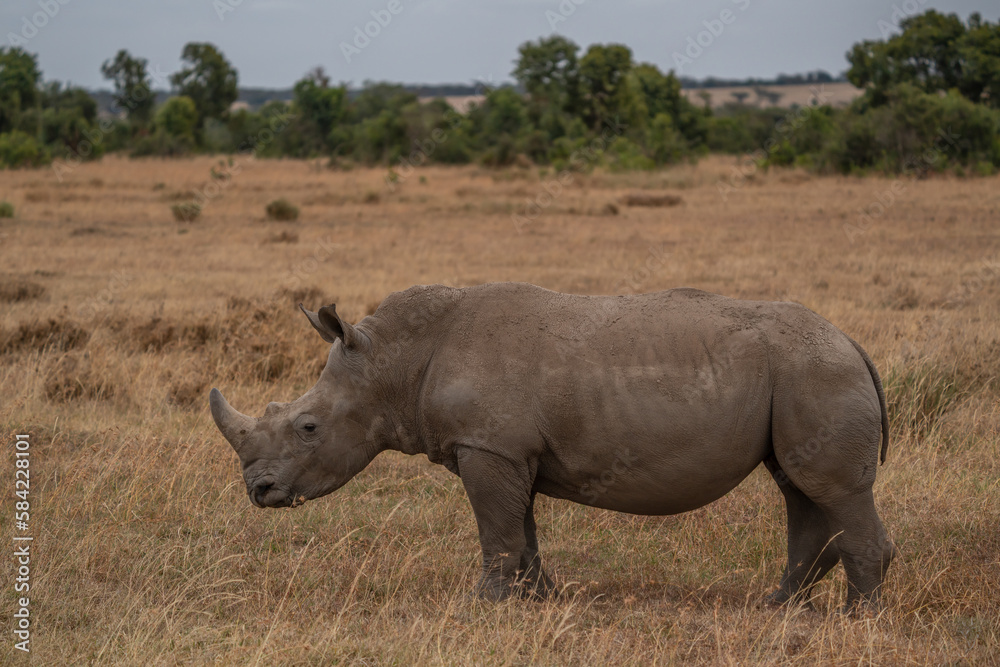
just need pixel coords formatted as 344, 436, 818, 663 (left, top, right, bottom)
848, 336, 890, 464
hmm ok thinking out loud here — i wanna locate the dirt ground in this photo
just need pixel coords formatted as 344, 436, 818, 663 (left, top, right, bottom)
1, 154, 998, 664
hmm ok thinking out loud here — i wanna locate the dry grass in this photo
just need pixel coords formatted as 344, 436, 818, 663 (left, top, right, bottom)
1, 154, 999, 664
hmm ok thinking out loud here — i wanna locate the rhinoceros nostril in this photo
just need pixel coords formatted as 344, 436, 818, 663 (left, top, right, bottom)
252, 482, 274, 505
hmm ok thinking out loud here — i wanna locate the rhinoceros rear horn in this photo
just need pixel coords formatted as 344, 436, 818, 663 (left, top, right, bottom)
299, 303, 368, 351
209, 388, 255, 453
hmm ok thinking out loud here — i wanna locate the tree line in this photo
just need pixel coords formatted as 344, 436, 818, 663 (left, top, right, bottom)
0, 9, 998, 175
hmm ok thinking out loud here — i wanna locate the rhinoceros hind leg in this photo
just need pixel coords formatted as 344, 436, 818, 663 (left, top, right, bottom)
763, 456, 841, 606
819, 491, 895, 614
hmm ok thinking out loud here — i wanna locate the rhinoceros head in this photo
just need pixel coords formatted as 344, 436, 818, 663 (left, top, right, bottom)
210, 303, 385, 508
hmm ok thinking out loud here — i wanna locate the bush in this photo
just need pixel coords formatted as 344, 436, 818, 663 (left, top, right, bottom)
131, 131, 194, 157
171, 201, 202, 222
0, 131, 49, 168
605, 137, 653, 171
0, 201, 14, 217
156, 96, 199, 139
265, 198, 299, 221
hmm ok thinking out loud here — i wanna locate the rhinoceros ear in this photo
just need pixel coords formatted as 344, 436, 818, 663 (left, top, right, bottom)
299, 303, 366, 350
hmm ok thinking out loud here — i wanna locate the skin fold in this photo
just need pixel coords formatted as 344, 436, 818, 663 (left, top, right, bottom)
210, 282, 894, 611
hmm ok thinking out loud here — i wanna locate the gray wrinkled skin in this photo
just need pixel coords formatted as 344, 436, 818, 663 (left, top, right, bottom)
210, 283, 894, 612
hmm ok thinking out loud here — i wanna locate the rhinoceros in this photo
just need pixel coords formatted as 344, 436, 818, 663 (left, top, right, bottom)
210, 282, 894, 611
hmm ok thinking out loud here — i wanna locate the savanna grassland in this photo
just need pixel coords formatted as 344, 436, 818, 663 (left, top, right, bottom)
1, 155, 999, 665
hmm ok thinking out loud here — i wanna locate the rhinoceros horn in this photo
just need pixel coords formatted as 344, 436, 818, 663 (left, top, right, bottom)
210, 388, 256, 453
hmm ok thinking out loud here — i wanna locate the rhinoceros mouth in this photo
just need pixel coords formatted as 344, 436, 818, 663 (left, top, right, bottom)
248, 482, 294, 508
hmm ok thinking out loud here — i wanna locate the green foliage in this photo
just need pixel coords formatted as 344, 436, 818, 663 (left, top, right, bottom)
605, 137, 653, 171
170, 43, 238, 126
847, 10, 1000, 108
0, 201, 14, 218
292, 73, 347, 155
39, 83, 104, 160
0, 130, 48, 168
513, 35, 582, 119
156, 96, 198, 140
101, 50, 154, 126
579, 43, 635, 129
265, 198, 299, 221
646, 113, 686, 165
0, 47, 41, 134
171, 202, 201, 222
3, 17, 996, 177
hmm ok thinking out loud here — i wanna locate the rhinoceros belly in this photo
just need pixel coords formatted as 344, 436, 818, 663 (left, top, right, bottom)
531, 353, 772, 515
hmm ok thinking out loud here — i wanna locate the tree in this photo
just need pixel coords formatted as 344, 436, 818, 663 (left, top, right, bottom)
170, 43, 238, 126
101, 50, 154, 126
0, 47, 41, 134
156, 96, 198, 139
40, 83, 99, 154
292, 68, 346, 154
958, 13, 1000, 107
847, 10, 1000, 107
579, 43, 635, 129
512, 36, 582, 116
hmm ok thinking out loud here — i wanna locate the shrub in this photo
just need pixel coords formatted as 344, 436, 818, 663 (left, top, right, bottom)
265, 198, 299, 221
0, 201, 13, 218
171, 201, 202, 222
0, 131, 48, 168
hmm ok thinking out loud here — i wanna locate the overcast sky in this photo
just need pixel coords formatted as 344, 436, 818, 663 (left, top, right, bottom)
3, 0, 998, 90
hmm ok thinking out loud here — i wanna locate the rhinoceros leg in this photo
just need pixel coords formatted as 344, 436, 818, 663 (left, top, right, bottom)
771, 393, 894, 613
818, 491, 895, 613
519, 493, 557, 598
456, 446, 552, 600
763, 456, 840, 606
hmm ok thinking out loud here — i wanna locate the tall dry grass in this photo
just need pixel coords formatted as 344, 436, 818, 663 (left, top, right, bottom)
1, 155, 998, 664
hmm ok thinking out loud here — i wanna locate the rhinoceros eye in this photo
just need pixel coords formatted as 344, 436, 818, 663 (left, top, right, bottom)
303, 423, 316, 433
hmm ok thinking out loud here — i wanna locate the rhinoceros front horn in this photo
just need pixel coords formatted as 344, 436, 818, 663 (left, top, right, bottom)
209, 388, 256, 453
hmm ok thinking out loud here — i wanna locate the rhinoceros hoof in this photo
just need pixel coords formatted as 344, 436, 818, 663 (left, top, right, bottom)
516, 573, 559, 600
763, 589, 816, 613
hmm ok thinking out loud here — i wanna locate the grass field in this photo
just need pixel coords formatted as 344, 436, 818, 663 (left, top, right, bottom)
1, 154, 999, 664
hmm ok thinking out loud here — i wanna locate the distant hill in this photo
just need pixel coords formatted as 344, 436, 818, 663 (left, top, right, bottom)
87, 72, 854, 115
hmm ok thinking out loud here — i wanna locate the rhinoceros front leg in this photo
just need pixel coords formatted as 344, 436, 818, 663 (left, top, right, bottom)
520, 492, 557, 598
456, 447, 554, 600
